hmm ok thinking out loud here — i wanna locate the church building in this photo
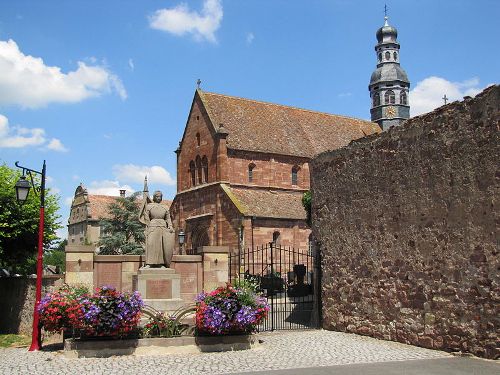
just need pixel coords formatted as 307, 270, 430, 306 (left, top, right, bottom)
170, 90, 380, 254
369, 16, 411, 130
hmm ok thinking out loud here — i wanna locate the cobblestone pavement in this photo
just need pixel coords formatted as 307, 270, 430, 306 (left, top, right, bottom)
0, 330, 451, 375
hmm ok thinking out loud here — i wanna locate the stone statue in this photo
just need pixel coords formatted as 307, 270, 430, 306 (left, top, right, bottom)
139, 183, 174, 267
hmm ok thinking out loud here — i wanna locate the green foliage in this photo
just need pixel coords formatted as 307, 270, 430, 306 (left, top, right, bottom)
98, 192, 145, 255
0, 164, 61, 274
232, 276, 260, 294
0, 334, 31, 348
43, 239, 67, 272
142, 306, 195, 338
302, 190, 312, 226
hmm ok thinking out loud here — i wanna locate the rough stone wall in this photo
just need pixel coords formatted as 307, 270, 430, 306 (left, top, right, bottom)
311, 85, 499, 359
0, 276, 63, 334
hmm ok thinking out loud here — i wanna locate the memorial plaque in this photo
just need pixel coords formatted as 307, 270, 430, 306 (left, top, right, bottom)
96, 263, 122, 290
175, 263, 198, 294
146, 279, 172, 299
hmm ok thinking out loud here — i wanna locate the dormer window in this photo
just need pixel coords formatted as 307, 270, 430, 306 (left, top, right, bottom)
248, 163, 255, 183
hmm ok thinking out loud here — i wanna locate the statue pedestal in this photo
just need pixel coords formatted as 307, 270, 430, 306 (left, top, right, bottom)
136, 267, 185, 312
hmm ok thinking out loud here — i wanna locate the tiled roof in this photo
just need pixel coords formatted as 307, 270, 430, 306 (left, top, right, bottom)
87, 195, 171, 221
199, 90, 381, 157
228, 186, 307, 220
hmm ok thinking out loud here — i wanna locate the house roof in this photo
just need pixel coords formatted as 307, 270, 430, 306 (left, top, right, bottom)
199, 90, 381, 158
87, 195, 171, 221
228, 186, 307, 220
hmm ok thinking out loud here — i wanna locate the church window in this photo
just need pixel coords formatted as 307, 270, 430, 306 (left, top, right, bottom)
201, 156, 208, 183
400, 90, 408, 105
291, 166, 299, 186
189, 161, 196, 186
272, 231, 281, 246
385, 90, 395, 104
196, 115, 200, 121
373, 92, 380, 106
196, 133, 200, 147
385, 51, 391, 60
378, 53, 382, 62
393, 51, 398, 60
196, 156, 202, 185
248, 163, 255, 183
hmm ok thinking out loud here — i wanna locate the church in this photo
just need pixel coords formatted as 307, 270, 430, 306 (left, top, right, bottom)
170, 16, 410, 255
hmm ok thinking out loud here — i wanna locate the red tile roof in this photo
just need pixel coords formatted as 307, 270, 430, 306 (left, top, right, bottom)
87, 195, 171, 221
199, 90, 381, 158
228, 186, 306, 220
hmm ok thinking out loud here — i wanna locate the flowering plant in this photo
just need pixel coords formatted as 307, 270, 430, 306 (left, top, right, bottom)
37, 285, 143, 337
142, 312, 190, 338
82, 286, 143, 337
195, 283, 269, 335
37, 284, 89, 333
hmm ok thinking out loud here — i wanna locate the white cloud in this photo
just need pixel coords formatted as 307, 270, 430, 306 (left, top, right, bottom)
246, 32, 254, 45
47, 138, 68, 152
0, 39, 127, 108
410, 76, 486, 116
149, 0, 223, 43
87, 180, 135, 196
338, 92, 352, 98
0, 114, 68, 151
113, 164, 175, 186
64, 197, 74, 206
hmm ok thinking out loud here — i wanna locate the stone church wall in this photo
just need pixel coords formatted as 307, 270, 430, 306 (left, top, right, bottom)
311, 85, 499, 359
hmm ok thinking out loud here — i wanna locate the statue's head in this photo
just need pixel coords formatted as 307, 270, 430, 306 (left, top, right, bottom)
153, 191, 162, 203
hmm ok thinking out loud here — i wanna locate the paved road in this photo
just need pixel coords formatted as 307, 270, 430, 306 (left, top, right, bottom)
0, 330, 496, 375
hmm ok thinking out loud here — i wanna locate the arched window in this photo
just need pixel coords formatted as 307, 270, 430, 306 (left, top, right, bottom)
385, 90, 395, 104
400, 90, 407, 105
195, 156, 202, 185
248, 163, 255, 183
393, 51, 398, 61
201, 156, 208, 183
385, 51, 391, 61
196, 133, 201, 147
291, 166, 299, 186
378, 53, 382, 62
373, 92, 380, 107
189, 161, 196, 187
272, 231, 281, 246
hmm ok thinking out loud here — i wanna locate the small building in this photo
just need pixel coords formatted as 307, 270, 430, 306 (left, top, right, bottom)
170, 89, 380, 255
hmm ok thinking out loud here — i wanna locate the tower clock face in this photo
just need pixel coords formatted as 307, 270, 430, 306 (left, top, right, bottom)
385, 106, 396, 119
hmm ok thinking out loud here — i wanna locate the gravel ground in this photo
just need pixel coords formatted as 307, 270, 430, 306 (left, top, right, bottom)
0, 330, 451, 375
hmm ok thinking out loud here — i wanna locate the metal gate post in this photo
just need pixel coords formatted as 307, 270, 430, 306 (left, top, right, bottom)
269, 241, 274, 331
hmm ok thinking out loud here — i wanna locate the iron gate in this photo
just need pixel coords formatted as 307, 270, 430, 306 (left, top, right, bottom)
229, 242, 321, 331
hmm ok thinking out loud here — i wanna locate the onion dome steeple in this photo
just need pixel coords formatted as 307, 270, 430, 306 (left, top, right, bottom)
369, 16, 410, 131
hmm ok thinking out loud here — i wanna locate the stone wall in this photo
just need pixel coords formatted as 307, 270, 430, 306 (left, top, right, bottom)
311, 85, 499, 359
0, 276, 63, 334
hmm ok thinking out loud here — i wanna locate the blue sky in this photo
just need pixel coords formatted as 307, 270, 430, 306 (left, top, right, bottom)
0, 0, 498, 239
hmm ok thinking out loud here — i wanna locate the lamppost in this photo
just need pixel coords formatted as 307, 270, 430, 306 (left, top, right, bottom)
14, 160, 46, 352
178, 230, 185, 255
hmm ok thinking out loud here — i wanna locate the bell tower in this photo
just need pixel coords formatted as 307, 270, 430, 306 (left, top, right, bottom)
369, 15, 410, 130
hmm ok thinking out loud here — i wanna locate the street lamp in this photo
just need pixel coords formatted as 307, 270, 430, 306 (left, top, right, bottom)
14, 160, 46, 352
178, 229, 185, 255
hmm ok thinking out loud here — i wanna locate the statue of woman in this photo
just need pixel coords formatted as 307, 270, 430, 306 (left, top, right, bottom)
139, 190, 173, 267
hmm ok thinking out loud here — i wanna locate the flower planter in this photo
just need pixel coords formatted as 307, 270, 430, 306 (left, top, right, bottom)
64, 334, 259, 358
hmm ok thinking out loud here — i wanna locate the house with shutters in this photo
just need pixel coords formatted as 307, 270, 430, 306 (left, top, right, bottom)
170, 89, 380, 254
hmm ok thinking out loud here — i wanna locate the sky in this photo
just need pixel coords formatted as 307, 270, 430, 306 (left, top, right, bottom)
0, 0, 498, 239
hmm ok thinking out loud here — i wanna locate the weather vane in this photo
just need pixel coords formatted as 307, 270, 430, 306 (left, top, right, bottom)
196, 79, 202, 89
384, 4, 388, 18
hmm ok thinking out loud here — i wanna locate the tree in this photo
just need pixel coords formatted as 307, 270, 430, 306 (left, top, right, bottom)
44, 239, 67, 272
302, 191, 312, 227
98, 193, 145, 255
0, 164, 61, 274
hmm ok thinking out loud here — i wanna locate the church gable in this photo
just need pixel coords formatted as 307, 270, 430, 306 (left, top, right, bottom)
177, 91, 219, 191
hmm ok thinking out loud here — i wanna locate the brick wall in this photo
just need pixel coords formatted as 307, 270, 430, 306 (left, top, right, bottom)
311, 85, 499, 359
228, 149, 310, 190
178, 96, 218, 192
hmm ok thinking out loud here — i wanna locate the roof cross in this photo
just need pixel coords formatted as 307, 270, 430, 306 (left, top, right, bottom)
384, 4, 388, 17
442, 94, 448, 105
196, 79, 202, 89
